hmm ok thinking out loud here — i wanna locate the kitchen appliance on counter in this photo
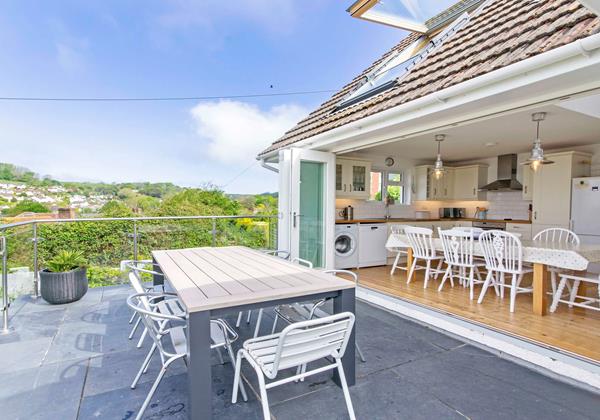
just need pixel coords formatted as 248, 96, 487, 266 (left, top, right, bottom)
571, 177, 600, 244
439, 207, 466, 219
334, 224, 358, 269
338, 205, 354, 221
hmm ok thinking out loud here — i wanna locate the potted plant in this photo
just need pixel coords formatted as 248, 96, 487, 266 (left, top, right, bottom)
40, 250, 88, 304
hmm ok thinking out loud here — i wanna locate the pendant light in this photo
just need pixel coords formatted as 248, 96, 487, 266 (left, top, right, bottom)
433, 134, 446, 179
522, 112, 554, 171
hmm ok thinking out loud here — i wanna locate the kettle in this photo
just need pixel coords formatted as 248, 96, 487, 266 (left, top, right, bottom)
338, 205, 354, 221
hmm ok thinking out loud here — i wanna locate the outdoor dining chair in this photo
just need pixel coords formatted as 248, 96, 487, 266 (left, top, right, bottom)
270, 269, 366, 363
404, 226, 445, 288
533, 227, 580, 295
127, 291, 248, 420
236, 249, 291, 337
232, 312, 357, 420
437, 228, 486, 300
477, 231, 533, 312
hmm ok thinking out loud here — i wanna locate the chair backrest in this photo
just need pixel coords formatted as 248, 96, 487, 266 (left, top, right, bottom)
438, 228, 474, 267
404, 226, 436, 258
479, 230, 523, 274
452, 227, 484, 234
390, 224, 410, 235
262, 249, 291, 260
268, 312, 355, 378
291, 257, 314, 268
533, 228, 580, 245
322, 269, 358, 285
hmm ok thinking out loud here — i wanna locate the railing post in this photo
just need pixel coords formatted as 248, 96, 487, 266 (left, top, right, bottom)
133, 220, 139, 263
1, 235, 10, 335
211, 218, 217, 247
32, 222, 40, 298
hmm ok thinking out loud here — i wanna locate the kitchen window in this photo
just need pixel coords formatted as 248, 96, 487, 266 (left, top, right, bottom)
369, 170, 405, 204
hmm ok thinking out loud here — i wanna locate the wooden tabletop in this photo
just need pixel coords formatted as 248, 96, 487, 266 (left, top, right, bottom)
152, 246, 355, 312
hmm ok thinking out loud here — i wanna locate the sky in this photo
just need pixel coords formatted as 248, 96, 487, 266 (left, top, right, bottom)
0, 0, 404, 194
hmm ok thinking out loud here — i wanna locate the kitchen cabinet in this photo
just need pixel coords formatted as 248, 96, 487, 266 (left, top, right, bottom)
531, 151, 591, 230
522, 165, 534, 200
413, 165, 431, 201
452, 165, 488, 200
429, 168, 455, 200
506, 223, 532, 240
336, 158, 371, 199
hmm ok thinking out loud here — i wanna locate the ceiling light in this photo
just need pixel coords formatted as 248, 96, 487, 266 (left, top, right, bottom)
433, 134, 446, 179
522, 112, 554, 171
485, 142, 498, 147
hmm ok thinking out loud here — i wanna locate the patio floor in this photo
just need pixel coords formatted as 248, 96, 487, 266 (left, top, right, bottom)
1, 285, 599, 420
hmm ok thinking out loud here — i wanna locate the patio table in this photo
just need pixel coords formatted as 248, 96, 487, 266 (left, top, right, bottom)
151, 246, 356, 420
386, 234, 600, 316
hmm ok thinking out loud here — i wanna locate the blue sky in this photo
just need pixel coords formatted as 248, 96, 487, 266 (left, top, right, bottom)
0, 0, 404, 194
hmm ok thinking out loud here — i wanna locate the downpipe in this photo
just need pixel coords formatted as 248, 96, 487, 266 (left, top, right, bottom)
1, 236, 10, 335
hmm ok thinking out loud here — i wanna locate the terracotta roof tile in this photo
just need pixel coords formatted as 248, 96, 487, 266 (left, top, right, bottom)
260, 0, 600, 157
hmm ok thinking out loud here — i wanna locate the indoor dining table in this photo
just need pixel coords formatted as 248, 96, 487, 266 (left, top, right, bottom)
151, 246, 356, 420
386, 233, 600, 316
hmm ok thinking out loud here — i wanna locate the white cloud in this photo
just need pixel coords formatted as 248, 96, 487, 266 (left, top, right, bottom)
190, 100, 307, 164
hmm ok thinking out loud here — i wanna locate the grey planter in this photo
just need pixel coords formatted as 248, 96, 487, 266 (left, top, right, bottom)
40, 267, 88, 304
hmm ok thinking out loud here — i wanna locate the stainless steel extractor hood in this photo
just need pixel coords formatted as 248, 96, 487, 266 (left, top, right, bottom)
479, 154, 523, 191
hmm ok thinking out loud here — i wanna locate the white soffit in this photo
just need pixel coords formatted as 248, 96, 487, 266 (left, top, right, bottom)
557, 93, 600, 119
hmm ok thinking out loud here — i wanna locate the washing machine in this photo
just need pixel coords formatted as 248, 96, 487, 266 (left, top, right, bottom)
335, 224, 359, 269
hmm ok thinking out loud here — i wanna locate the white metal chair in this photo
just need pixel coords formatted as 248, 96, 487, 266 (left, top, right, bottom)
389, 224, 410, 275
533, 228, 580, 295
270, 270, 366, 363
551, 269, 600, 313
128, 291, 248, 420
232, 312, 356, 420
437, 228, 486, 300
404, 226, 445, 288
477, 231, 533, 312
236, 250, 291, 335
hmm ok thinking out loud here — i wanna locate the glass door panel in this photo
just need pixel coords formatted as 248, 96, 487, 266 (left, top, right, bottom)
299, 161, 324, 267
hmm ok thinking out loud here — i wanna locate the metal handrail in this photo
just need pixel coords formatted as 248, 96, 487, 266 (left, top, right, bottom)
0, 213, 278, 333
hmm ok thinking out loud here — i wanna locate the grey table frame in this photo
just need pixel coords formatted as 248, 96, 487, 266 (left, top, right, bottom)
152, 250, 356, 420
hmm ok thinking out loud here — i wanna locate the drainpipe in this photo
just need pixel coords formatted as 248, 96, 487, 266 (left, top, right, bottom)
260, 159, 279, 173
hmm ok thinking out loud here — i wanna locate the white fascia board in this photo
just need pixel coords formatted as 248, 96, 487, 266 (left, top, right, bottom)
281, 32, 600, 155
579, 0, 600, 16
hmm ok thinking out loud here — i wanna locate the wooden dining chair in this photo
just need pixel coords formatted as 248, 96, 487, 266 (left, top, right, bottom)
404, 226, 445, 288
477, 231, 533, 312
437, 228, 486, 300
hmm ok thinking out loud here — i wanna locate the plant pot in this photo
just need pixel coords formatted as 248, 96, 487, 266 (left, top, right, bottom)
40, 267, 88, 304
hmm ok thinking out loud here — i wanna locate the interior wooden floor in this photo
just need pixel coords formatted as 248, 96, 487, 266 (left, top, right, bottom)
356, 265, 600, 363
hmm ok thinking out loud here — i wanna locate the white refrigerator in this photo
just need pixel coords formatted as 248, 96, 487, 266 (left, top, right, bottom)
571, 177, 600, 245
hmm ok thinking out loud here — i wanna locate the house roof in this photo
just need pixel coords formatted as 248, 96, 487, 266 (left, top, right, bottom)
259, 0, 600, 157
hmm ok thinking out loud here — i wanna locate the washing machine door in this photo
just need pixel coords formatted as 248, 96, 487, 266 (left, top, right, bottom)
335, 232, 356, 257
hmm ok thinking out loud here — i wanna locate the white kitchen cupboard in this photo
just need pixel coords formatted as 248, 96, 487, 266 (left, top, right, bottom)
506, 223, 532, 240
522, 165, 534, 200
452, 165, 488, 200
413, 165, 431, 201
429, 168, 455, 200
335, 158, 371, 199
531, 151, 591, 231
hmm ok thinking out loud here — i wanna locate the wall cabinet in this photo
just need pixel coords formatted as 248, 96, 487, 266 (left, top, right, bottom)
335, 158, 371, 199
414, 164, 487, 201
522, 165, 534, 200
531, 151, 591, 231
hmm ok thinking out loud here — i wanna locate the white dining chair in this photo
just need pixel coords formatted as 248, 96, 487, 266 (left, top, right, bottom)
477, 231, 533, 312
270, 269, 366, 363
236, 249, 291, 335
389, 224, 410, 275
404, 226, 445, 288
533, 228, 580, 295
551, 268, 600, 313
128, 291, 248, 420
437, 228, 486, 300
232, 312, 356, 420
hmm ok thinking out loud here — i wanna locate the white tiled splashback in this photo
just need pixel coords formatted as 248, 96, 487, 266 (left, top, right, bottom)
336, 191, 531, 220
486, 191, 531, 220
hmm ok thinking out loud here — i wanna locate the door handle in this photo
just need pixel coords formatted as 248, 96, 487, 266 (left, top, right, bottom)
343, 184, 346, 192
473, 188, 476, 195
349, 184, 353, 192
293, 212, 303, 228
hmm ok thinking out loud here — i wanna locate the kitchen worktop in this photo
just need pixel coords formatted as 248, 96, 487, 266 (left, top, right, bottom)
335, 218, 532, 225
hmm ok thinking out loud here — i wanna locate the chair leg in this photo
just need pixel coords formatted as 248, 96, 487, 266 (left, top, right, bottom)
136, 326, 147, 349
434, 258, 444, 280
236, 311, 243, 328
216, 347, 225, 365
335, 358, 357, 420
232, 351, 244, 404
246, 310, 252, 324
469, 267, 475, 301
271, 314, 279, 334
129, 311, 137, 324
406, 258, 418, 284
478, 271, 494, 304
423, 260, 431, 289
226, 345, 248, 402
356, 344, 366, 363
550, 270, 557, 295
438, 265, 452, 292
550, 277, 569, 313
256, 366, 271, 420
509, 274, 518, 313
132, 342, 156, 389
135, 359, 172, 420
253, 308, 264, 338
390, 252, 401, 275
569, 280, 581, 308
129, 316, 142, 340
